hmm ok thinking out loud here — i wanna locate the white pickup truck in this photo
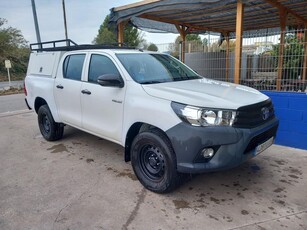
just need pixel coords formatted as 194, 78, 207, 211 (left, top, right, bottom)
25, 40, 279, 193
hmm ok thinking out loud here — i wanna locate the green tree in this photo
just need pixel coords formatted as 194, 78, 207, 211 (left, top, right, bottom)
218, 40, 236, 52
0, 18, 29, 80
93, 16, 116, 44
173, 34, 202, 44
147, 43, 158, 51
202, 38, 208, 46
93, 15, 143, 47
186, 34, 202, 43
168, 34, 203, 58
270, 33, 304, 79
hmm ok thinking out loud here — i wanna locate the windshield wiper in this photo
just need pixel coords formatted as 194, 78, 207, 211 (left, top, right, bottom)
190, 75, 202, 79
173, 75, 201, 81
141, 80, 166, 85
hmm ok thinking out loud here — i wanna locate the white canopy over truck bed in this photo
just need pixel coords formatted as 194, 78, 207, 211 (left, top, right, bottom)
27, 51, 65, 78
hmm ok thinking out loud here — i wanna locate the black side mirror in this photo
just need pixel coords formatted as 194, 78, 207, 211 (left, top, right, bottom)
97, 74, 124, 88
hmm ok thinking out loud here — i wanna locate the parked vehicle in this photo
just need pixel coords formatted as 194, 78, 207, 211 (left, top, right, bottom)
25, 40, 279, 193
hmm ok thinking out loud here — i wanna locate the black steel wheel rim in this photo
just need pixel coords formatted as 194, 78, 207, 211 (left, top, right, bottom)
41, 113, 51, 134
139, 144, 166, 181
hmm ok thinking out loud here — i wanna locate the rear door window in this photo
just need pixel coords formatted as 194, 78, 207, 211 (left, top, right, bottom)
63, 54, 85, 81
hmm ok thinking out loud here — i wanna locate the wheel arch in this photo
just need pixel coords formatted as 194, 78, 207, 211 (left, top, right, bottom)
34, 97, 48, 113
37, 103, 64, 141
34, 97, 60, 122
124, 122, 169, 162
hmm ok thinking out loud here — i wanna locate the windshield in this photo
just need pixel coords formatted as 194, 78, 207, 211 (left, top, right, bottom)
116, 53, 201, 84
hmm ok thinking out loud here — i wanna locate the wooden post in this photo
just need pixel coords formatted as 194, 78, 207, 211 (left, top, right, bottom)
234, 0, 244, 84
225, 32, 230, 82
118, 22, 124, 46
176, 25, 188, 63
277, 10, 287, 91
181, 32, 186, 62
302, 25, 307, 81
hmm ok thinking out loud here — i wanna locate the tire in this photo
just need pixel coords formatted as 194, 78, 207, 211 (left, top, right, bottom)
37, 105, 64, 141
131, 129, 180, 193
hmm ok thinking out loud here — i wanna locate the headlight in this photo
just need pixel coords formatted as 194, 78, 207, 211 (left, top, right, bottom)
171, 102, 236, 127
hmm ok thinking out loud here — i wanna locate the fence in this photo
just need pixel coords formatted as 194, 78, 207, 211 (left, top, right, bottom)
153, 29, 307, 93
152, 31, 307, 150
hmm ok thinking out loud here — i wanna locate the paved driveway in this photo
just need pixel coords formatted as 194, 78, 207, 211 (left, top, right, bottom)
0, 111, 306, 230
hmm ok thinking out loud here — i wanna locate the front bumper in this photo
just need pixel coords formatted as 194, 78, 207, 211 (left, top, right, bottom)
166, 117, 279, 173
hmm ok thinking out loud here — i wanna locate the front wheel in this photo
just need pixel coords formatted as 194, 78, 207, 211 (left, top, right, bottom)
37, 105, 64, 141
131, 129, 180, 193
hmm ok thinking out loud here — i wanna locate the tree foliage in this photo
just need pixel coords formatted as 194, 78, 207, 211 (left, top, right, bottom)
0, 18, 29, 79
211, 39, 236, 52
186, 34, 202, 43
168, 34, 203, 58
93, 15, 143, 47
270, 33, 305, 79
147, 43, 158, 51
93, 16, 116, 44
173, 34, 202, 44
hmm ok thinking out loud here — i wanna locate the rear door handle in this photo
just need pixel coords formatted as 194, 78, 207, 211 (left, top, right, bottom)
56, 85, 64, 89
81, 89, 91, 95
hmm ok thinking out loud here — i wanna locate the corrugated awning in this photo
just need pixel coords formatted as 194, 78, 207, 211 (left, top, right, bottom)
109, 0, 307, 34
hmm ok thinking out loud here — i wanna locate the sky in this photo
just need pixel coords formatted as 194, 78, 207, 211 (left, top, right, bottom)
0, 0, 178, 46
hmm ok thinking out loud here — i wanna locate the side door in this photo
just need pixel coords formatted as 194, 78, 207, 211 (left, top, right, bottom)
81, 53, 126, 143
54, 53, 86, 128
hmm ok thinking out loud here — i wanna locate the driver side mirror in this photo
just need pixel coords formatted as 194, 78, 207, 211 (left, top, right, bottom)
97, 74, 124, 88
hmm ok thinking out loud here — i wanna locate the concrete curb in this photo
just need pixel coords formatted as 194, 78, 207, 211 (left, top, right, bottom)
0, 81, 24, 92
0, 109, 33, 118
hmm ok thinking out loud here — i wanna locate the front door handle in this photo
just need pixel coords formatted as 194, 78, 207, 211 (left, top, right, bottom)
81, 89, 91, 95
56, 85, 64, 89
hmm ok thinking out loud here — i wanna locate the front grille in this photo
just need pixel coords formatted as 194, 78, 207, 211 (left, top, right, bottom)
244, 125, 278, 154
233, 99, 275, 129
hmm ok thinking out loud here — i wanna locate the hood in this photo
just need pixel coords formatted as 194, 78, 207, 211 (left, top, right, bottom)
142, 78, 268, 109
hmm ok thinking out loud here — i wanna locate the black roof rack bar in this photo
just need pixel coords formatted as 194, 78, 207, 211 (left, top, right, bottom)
30, 39, 78, 51
30, 39, 136, 52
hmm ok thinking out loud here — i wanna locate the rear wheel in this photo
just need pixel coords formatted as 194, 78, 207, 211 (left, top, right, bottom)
37, 105, 64, 141
131, 129, 180, 193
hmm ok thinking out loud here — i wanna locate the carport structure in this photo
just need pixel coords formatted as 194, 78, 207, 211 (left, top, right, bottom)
109, 0, 307, 91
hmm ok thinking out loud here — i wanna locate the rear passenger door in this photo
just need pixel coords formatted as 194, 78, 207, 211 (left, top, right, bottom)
81, 53, 126, 143
54, 53, 86, 128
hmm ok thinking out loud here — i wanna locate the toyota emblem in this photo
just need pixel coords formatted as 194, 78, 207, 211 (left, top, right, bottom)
261, 107, 270, 120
